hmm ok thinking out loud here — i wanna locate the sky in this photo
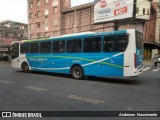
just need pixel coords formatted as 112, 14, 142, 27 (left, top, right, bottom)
0, 0, 28, 23
0, 0, 94, 24
72, 0, 94, 7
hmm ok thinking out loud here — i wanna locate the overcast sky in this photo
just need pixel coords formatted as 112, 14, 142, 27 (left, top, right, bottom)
0, 0, 94, 24
72, 0, 94, 6
0, 0, 28, 23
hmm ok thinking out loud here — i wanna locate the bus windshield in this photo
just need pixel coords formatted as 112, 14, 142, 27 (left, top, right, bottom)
11, 43, 19, 60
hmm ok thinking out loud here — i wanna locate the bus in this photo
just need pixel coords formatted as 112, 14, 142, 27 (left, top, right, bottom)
11, 29, 144, 79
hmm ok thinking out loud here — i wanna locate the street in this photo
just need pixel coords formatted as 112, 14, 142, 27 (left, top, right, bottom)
0, 61, 160, 118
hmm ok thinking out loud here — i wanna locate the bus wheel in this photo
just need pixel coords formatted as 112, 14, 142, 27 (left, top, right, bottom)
22, 63, 29, 72
71, 66, 84, 80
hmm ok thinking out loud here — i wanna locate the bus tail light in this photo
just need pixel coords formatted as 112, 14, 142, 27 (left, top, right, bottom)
134, 53, 137, 68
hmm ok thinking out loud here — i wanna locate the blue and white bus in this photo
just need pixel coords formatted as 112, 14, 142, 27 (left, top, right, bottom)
11, 29, 144, 79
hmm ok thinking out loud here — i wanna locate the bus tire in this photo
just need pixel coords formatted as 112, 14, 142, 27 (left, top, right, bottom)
22, 62, 29, 72
71, 66, 84, 80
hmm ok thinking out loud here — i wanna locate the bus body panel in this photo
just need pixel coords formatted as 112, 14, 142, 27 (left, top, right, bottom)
25, 52, 124, 77
123, 29, 135, 76
123, 29, 143, 76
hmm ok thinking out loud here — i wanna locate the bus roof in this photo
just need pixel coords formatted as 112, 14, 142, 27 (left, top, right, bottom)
23, 29, 133, 43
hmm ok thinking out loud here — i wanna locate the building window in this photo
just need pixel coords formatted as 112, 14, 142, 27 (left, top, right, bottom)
136, 7, 139, 14
14, 33, 18, 37
29, 2, 33, 9
30, 24, 34, 29
36, 22, 41, 28
143, 8, 149, 15
44, 9, 49, 16
29, 13, 33, 19
45, 0, 49, 4
53, 7, 58, 14
37, 11, 41, 17
52, 0, 58, 6
53, 19, 58, 26
143, 8, 145, 15
37, 0, 41, 6
44, 20, 48, 27
0, 39, 4, 45
44, 27, 49, 31
53, 31, 59, 36
30, 34, 34, 39
37, 33, 41, 38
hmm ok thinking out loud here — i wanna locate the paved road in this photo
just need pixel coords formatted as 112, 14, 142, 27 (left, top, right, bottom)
0, 62, 159, 119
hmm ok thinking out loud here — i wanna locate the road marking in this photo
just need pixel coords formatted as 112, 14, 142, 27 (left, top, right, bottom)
143, 67, 151, 71
26, 86, 48, 92
127, 108, 132, 111
67, 95, 104, 104
152, 68, 160, 72
0, 80, 14, 84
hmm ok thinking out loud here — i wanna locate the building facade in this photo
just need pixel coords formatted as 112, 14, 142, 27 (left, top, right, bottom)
28, 0, 71, 39
0, 20, 28, 59
28, 0, 160, 60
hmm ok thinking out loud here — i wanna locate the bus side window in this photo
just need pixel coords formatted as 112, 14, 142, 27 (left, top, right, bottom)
67, 39, 81, 53
40, 41, 51, 53
103, 35, 128, 52
20, 43, 29, 54
30, 42, 39, 53
116, 35, 128, 52
83, 37, 101, 53
53, 41, 65, 53
104, 36, 115, 52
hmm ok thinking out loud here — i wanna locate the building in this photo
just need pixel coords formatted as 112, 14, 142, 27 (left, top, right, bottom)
28, 0, 160, 60
0, 20, 28, 59
28, 0, 71, 39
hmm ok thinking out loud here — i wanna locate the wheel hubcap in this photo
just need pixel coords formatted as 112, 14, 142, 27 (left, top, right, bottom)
74, 70, 80, 77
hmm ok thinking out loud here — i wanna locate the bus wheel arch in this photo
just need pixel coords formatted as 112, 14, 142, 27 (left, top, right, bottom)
70, 64, 84, 80
21, 62, 29, 72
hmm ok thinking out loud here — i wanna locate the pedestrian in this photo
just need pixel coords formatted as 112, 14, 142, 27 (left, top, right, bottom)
153, 54, 160, 68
